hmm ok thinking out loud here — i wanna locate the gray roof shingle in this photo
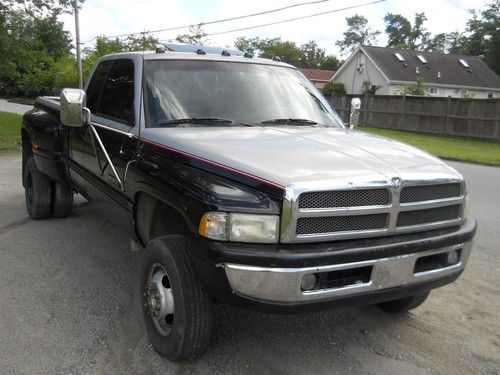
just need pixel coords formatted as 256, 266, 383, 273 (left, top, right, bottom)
361, 45, 500, 89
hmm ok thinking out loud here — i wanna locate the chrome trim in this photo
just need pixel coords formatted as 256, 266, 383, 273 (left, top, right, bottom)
281, 179, 466, 243
123, 160, 136, 185
298, 205, 392, 217
224, 242, 472, 303
90, 121, 134, 138
88, 123, 124, 191
398, 197, 464, 211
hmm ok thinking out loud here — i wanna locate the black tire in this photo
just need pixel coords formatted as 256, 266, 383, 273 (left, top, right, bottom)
377, 291, 430, 313
140, 235, 213, 361
52, 181, 73, 218
24, 156, 52, 220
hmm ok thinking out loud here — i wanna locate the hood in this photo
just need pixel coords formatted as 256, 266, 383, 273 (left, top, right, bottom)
140, 126, 462, 190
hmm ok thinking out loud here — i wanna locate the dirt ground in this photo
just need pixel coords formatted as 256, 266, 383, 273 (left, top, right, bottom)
0, 153, 498, 374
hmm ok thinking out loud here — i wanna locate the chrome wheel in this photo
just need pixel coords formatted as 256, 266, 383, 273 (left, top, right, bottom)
144, 263, 175, 336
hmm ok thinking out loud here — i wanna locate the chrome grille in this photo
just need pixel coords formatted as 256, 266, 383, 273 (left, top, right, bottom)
397, 205, 461, 227
400, 183, 462, 203
299, 189, 390, 209
284, 181, 465, 243
296, 214, 388, 235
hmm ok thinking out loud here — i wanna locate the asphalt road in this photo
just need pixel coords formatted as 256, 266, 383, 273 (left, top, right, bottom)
0, 154, 498, 374
0, 99, 33, 115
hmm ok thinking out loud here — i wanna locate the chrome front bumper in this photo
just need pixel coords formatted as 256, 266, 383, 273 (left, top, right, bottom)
224, 241, 473, 303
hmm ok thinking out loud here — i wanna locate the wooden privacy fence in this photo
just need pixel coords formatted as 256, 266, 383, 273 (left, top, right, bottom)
327, 94, 500, 141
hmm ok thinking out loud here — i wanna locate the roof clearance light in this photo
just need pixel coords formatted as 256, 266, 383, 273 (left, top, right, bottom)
459, 59, 470, 68
394, 52, 405, 62
417, 55, 428, 64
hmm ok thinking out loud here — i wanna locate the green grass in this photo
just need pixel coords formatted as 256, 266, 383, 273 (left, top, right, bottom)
359, 126, 500, 166
0, 111, 22, 151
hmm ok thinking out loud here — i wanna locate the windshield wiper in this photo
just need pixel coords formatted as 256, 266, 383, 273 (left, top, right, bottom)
158, 117, 253, 127
260, 118, 319, 126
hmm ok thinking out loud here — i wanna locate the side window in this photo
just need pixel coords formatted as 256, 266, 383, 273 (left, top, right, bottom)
97, 59, 135, 125
86, 60, 113, 113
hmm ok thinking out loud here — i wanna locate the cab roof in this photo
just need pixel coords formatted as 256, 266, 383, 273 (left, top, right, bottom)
100, 43, 294, 68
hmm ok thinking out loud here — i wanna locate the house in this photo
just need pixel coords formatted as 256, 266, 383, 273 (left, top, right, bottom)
332, 45, 500, 98
299, 69, 336, 91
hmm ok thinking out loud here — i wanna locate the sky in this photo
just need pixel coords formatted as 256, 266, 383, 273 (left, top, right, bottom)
59, 0, 487, 58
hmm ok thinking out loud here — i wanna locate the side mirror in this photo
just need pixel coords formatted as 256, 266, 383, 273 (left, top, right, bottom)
60, 88, 87, 127
349, 97, 361, 129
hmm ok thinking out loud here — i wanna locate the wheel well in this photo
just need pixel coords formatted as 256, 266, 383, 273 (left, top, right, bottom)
21, 129, 33, 187
135, 192, 190, 246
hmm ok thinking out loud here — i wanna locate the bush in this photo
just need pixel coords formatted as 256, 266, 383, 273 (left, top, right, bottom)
323, 81, 346, 95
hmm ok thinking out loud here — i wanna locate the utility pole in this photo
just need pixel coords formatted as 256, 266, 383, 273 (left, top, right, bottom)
74, 0, 83, 89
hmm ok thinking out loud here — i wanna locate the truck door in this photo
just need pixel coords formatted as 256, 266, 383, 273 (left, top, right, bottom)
68, 58, 138, 214
68, 59, 113, 193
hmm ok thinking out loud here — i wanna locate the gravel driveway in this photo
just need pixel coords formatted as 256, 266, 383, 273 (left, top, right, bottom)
0, 154, 498, 374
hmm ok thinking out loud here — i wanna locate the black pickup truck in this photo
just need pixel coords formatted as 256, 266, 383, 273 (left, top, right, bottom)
22, 44, 476, 361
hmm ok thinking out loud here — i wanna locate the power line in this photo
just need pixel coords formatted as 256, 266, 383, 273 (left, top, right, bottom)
206, 0, 386, 37
83, 0, 334, 43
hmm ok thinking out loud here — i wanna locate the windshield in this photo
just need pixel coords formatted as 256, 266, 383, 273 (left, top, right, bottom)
144, 60, 344, 128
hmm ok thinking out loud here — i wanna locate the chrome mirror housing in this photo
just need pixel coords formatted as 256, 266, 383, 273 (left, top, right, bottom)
60, 88, 87, 127
349, 97, 361, 129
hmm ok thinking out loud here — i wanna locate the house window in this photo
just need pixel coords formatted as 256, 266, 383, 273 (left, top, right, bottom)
394, 52, 405, 62
429, 87, 438, 95
417, 55, 428, 64
487, 92, 494, 98
459, 59, 470, 68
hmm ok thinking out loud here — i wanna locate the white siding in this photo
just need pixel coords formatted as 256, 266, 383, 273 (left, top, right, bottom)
333, 51, 387, 95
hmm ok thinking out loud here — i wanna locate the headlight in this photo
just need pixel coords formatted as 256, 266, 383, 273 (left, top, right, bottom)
199, 212, 280, 243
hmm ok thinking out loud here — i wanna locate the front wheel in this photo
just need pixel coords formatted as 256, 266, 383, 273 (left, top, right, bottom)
140, 235, 213, 361
376, 291, 430, 313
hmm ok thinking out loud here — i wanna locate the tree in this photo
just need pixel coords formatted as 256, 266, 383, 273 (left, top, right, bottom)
176, 24, 208, 45
336, 14, 380, 54
426, 33, 448, 53
261, 40, 303, 66
234, 37, 303, 65
319, 55, 341, 71
461, 1, 499, 74
446, 31, 468, 54
0, 0, 83, 18
33, 15, 72, 58
384, 12, 430, 50
0, 7, 75, 96
82, 37, 127, 79
234, 36, 260, 54
425, 31, 468, 54
126, 33, 159, 51
234, 37, 340, 69
299, 41, 326, 68
402, 77, 427, 96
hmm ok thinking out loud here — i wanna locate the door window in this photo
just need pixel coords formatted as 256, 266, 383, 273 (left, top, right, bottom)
97, 59, 135, 125
86, 60, 113, 113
